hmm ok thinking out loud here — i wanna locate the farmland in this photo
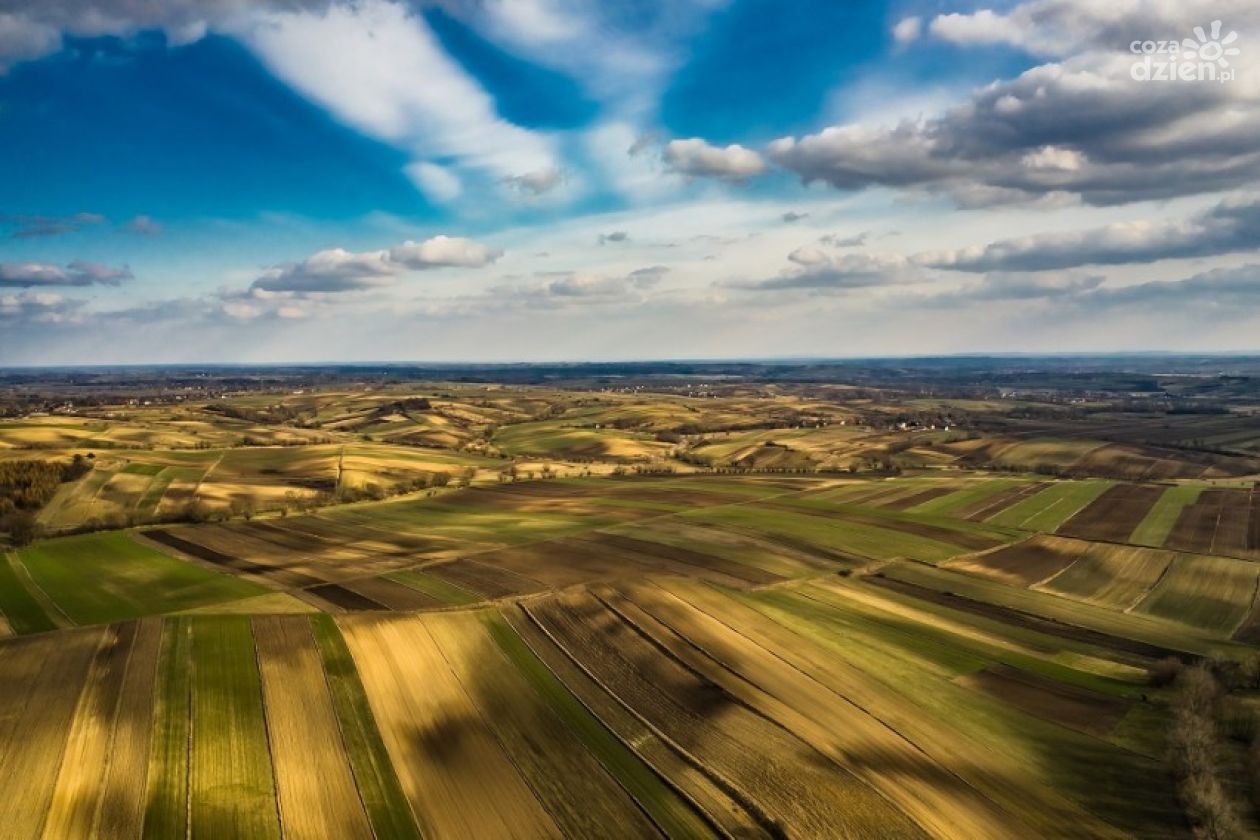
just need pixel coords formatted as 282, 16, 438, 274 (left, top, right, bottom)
1, 368, 1260, 837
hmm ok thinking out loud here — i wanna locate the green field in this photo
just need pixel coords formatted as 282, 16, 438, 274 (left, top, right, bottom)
987, 480, 1114, 531
15, 532, 267, 624
310, 614, 421, 840
0, 553, 59, 634
1129, 485, 1204, 547
189, 616, 281, 838
1134, 554, 1260, 634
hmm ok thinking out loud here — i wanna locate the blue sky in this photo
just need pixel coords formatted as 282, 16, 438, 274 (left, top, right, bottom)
1, 0, 1259, 363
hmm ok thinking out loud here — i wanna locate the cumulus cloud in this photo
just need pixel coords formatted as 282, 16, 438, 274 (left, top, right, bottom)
928, 263, 1260, 312
0, 259, 131, 288
892, 16, 922, 45
477, 265, 667, 312
125, 214, 162, 235
389, 235, 502, 269
1084, 264, 1260, 309
597, 231, 629, 245
502, 166, 564, 196
940, 272, 1107, 303
0, 291, 83, 323
921, 0, 1260, 58
919, 195, 1260, 272
731, 252, 918, 292
0, 12, 61, 72
251, 235, 501, 294
781, 211, 809, 223
768, 40, 1260, 207
252, 248, 394, 294
820, 231, 869, 248
663, 138, 768, 182
0, 212, 105, 238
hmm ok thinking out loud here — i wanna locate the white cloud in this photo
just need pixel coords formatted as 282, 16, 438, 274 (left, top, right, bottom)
732, 251, 919, 292
928, 10, 1023, 46
251, 235, 501, 293
922, 0, 1260, 58
389, 235, 502, 269
0, 13, 59, 71
584, 122, 681, 202
502, 167, 564, 196
405, 162, 462, 203
892, 16, 921, 45
918, 194, 1260, 271
237, 0, 558, 186
126, 214, 163, 235
0, 260, 131, 288
663, 138, 768, 182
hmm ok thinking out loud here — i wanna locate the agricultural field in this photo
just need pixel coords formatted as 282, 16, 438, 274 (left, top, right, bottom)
2, 375, 1260, 837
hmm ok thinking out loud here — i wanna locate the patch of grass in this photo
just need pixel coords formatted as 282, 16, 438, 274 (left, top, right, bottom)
688, 504, 971, 564
17, 532, 267, 624
1036, 543, 1173, 610
0, 554, 57, 634
1133, 554, 1260, 634
0, 553, 58, 634
135, 469, 174, 516
910, 479, 1026, 515
1129, 485, 1204, 547
120, 461, 167, 476
484, 611, 715, 838
189, 616, 280, 839
386, 569, 481, 606
988, 481, 1113, 532
310, 614, 421, 840
142, 618, 192, 839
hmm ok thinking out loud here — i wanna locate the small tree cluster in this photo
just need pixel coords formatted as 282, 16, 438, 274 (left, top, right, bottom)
1168, 665, 1245, 840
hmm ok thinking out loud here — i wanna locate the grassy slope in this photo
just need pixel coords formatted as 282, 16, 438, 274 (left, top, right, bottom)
484, 610, 715, 838
987, 481, 1113, 531
0, 553, 58, 634
1129, 485, 1205, 547
310, 614, 422, 840
738, 583, 1186, 837
385, 569, 482, 605
1134, 554, 1260, 634
17, 532, 266, 624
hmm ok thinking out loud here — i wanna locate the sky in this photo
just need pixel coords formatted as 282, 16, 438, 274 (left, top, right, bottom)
1, 0, 1259, 364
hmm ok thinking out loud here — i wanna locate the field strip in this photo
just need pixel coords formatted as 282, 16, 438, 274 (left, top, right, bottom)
91, 618, 163, 838
253, 616, 373, 840
7, 553, 74, 628
307, 478, 856, 593
339, 614, 562, 837
192, 450, 226, 497
424, 611, 661, 837
141, 618, 192, 838
0, 627, 104, 839
41, 621, 139, 839
0, 552, 60, 634
508, 601, 761, 837
715, 581, 1145, 836
520, 594, 781, 837
486, 608, 718, 838
189, 616, 281, 839
309, 615, 422, 840
530, 589, 916, 837
601, 582, 1024, 840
